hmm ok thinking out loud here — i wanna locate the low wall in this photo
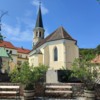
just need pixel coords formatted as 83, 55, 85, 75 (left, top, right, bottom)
35, 83, 100, 99
0, 82, 100, 99
0, 83, 23, 96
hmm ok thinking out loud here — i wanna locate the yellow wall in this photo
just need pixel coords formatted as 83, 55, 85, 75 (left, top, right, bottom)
44, 46, 49, 66
38, 54, 43, 65
48, 43, 65, 70
65, 40, 79, 69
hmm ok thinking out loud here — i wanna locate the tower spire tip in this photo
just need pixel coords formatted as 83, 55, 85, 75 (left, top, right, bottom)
39, 0, 41, 7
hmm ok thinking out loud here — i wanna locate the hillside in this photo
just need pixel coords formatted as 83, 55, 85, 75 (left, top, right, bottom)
79, 45, 100, 61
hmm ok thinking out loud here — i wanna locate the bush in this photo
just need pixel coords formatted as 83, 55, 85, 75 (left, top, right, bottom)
71, 58, 100, 90
9, 62, 48, 90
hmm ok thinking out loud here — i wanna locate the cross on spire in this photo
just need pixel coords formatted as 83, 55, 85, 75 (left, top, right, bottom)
39, 0, 41, 7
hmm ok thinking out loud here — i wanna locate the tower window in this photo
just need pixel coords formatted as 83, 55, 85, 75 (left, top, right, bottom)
39, 32, 41, 37
54, 47, 58, 61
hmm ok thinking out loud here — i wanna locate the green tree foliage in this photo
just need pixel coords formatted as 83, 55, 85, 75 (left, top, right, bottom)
97, 0, 100, 3
79, 44, 100, 61
9, 62, 48, 89
95, 44, 100, 54
79, 48, 96, 61
71, 58, 100, 90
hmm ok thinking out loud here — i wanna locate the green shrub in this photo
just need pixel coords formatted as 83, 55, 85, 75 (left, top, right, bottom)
9, 62, 48, 90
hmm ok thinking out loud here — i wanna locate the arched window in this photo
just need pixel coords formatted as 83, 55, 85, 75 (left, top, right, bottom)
54, 47, 58, 61
39, 32, 41, 37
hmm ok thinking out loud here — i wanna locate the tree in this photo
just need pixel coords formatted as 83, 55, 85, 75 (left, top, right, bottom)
79, 48, 96, 61
0, 11, 8, 31
0, 11, 8, 42
9, 62, 48, 89
71, 58, 100, 90
95, 44, 100, 54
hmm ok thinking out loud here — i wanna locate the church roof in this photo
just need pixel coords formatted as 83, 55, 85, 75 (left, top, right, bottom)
35, 5, 43, 28
0, 41, 16, 49
32, 26, 76, 50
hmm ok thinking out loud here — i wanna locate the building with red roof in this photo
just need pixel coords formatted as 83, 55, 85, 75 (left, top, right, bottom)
0, 40, 30, 71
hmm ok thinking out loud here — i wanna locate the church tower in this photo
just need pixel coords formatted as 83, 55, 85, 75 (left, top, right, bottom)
33, 3, 45, 47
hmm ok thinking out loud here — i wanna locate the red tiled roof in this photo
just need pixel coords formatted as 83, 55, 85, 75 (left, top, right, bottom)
16, 47, 30, 54
32, 26, 76, 50
0, 41, 16, 49
91, 55, 100, 63
0, 41, 30, 54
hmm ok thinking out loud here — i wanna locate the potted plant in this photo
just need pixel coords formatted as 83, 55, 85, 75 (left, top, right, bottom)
71, 58, 100, 100
9, 62, 48, 100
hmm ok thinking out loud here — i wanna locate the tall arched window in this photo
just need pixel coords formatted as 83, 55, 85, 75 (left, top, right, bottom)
54, 47, 58, 61
39, 32, 41, 37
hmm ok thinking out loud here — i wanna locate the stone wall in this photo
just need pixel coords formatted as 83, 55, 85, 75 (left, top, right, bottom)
34, 83, 100, 99
46, 70, 58, 83
0, 82, 99, 99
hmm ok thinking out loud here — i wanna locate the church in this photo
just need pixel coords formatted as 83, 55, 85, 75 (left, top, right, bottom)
29, 5, 79, 70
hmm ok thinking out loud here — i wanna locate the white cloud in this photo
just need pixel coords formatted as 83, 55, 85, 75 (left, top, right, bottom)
32, 0, 48, 15
1, 0, 49, 43
3, 23, 32, 42
2, 17, 34, 42
2, 17, 49, 42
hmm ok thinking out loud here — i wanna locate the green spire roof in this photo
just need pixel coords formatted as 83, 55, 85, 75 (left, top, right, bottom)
35, 5, 43, 28
0, 47, 9, 57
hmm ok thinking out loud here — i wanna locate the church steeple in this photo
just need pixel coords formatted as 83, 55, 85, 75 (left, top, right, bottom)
33, 2, 45, 47
35, 3, 43, 28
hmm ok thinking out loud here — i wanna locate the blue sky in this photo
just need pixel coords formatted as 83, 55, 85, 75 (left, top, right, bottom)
0, 0, 100, 49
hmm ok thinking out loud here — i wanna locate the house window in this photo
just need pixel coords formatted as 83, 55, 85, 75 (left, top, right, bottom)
18, 54, 22, 58
17, 61, 22, 65
6, 50, 8, 52
9, 50, 12, 54
54, 47, 58, 61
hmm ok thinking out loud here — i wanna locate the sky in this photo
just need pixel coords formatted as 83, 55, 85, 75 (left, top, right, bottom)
0, 0, 100, 50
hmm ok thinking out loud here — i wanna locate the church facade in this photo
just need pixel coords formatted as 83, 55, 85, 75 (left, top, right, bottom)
29, 5, 79, 70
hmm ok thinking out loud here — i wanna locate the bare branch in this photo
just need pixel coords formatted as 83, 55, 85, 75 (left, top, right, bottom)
0, 11, 8, 22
